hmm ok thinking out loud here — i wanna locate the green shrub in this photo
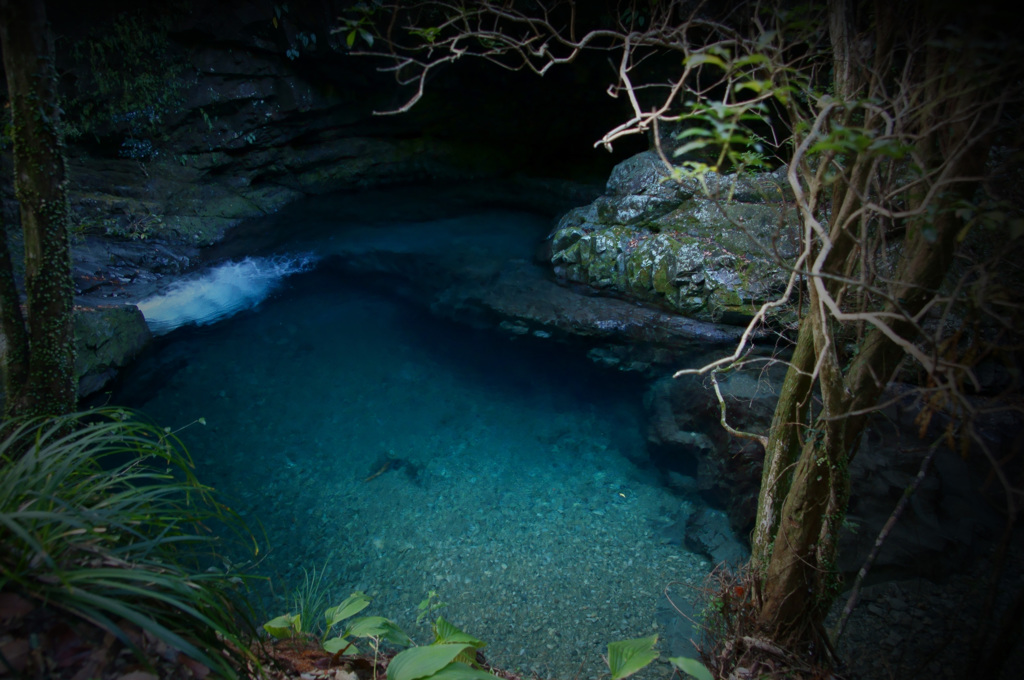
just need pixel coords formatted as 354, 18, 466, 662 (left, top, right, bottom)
0, 408, 258, 677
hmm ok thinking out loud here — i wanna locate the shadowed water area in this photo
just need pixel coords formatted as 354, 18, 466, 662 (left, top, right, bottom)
110, 187, 714, 679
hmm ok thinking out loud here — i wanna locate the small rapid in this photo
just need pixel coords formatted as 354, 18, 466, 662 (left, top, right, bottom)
137, 254, 317, 335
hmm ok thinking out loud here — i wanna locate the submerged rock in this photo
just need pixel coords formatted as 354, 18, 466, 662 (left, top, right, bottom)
685, 506, 750, 567
646, 364, 782, 530
550, 151, 800, 324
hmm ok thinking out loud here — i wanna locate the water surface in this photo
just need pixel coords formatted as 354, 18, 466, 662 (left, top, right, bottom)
113, 193, 711, 678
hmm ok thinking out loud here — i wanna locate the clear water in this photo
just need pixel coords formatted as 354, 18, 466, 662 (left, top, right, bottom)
112, 191, 712, 679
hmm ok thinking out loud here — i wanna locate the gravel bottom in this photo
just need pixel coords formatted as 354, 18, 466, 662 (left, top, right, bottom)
116, 275, 716, 680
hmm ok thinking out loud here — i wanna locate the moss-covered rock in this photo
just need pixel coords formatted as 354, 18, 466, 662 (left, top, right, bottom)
74, 305, 151, 397
551, 151, 800, 324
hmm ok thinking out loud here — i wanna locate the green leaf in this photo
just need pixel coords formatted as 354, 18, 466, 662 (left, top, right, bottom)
669, 656, 714, 680
359, 28, 374, 47
345, 616, 414, 647
607, 635, 659, 680
736, 80, 769, 94
733, 53, 770, 67
410, 26, 440, 43
433, 617, 486, 648
685, 53, 727, 70
428, 662, 498, 680
807, 139, 849, 154
674, 139, 713, 157
325, 591, 372, 629
387, 645, 474, 680
323, 636, 360, 655
676, 127, 713, 139
347, 30, 357, 48
263, 613, 298, 639
756, 29, 777, 48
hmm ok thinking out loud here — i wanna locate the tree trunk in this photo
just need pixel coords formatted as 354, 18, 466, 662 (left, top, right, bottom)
749, 318, 816, 575
746, 0, 1003, 657
0, 214, 30, 416
0, 0, 76, 419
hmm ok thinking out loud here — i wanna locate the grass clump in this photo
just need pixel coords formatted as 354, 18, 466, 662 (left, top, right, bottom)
0, 408, 259, 677
292, 562, 333, 637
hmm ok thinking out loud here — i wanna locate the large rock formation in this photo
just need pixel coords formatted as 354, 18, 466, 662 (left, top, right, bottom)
550, 151, 800, 324
74, 305, 152, 398
0, 305, 149, 406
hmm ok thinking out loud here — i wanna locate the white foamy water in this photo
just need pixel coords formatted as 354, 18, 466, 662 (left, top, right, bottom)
137, 255, 316, 334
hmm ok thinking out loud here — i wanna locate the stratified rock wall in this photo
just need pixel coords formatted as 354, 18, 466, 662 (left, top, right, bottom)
3, 0, 638, 256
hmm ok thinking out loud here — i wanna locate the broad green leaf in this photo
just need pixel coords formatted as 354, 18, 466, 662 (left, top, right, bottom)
607, 635, 659, 680
386, 644, 474, 680
808, 139, 850, 155
685, 53, 727, 70
433, 616, 486, 648
345, 616, 414, 647
428, 662, 498, 680
263, 613, 298, 639
733, 54, 770, 67
755, 29, 777, 48
323, 636, 360, 655
669, 656, 714, 680
736, 80, 769, 94
325, 592, 372, 628
347, 30, 357, 48
359, 28, 374, 47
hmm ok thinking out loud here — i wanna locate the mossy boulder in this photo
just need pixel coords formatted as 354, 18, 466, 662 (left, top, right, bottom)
551, 151, 799, 324
74, 305, 151, 397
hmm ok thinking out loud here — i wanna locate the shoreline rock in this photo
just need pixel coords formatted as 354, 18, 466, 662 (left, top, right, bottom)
551, 151, 800, 325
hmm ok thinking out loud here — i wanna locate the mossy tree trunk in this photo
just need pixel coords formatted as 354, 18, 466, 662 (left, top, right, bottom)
748, 0, 1001, 653
0, 0, 76, 419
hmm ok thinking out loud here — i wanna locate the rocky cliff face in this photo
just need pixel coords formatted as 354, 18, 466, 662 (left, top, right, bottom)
12, 0, 639, 254
1, 0, 643, 395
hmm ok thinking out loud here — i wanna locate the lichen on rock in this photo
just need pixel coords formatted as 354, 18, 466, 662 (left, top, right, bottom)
74, 305, 151, 397
550, 151, 800, 324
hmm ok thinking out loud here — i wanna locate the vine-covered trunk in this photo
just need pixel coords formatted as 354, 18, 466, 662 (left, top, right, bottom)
0, 0, 76, 419
750, 187, 983, 653
745, 0, 1000, 658
751, 297, 854, 653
